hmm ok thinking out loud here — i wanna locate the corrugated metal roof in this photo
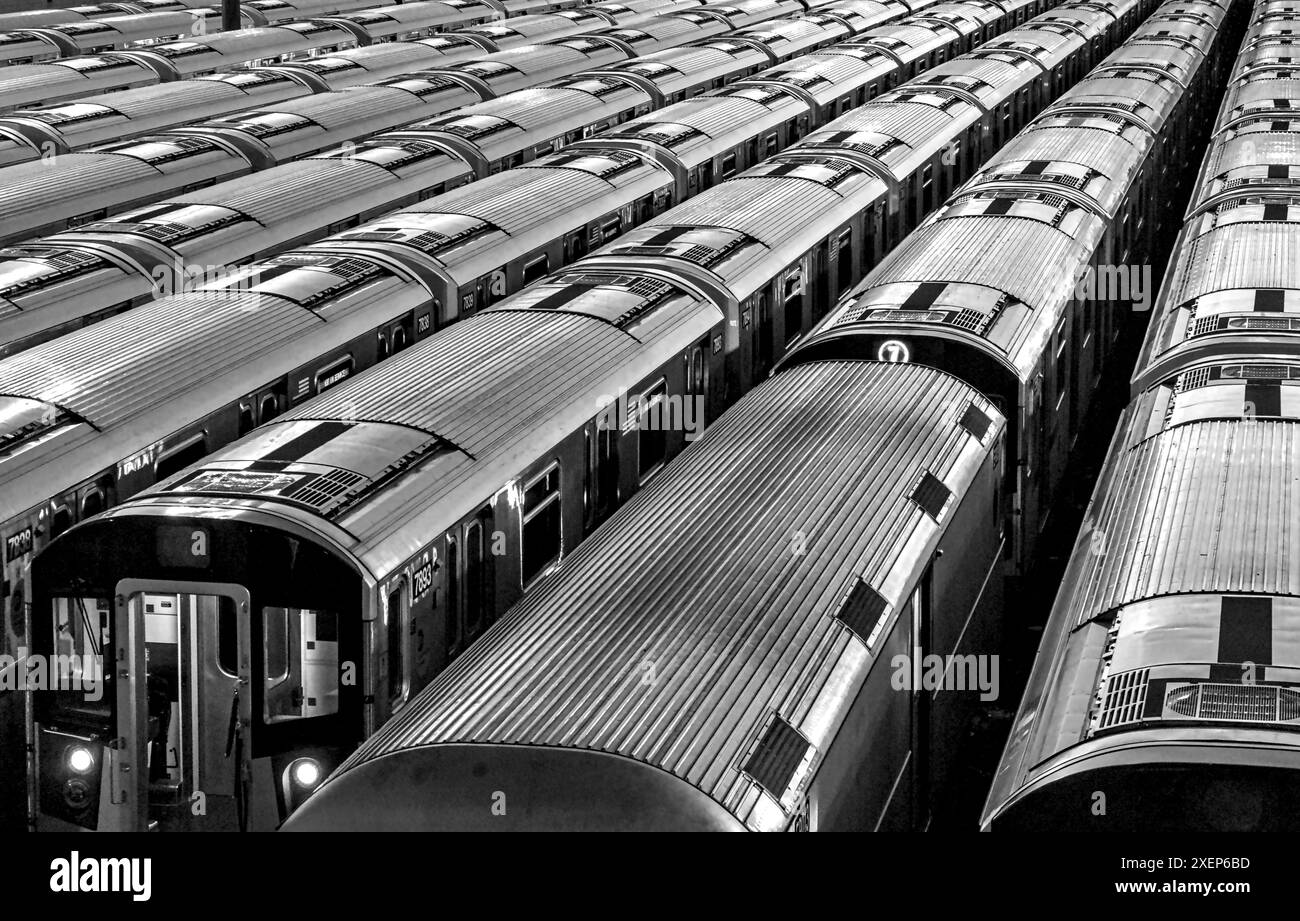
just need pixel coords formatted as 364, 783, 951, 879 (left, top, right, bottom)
1170, 223, 1300, 302
820, 100, 955, 146
990, 124, 1139, 175
427, 166, 612, 228
667, 95, 772, 135
1203, 131, 1300, 176
262, 85, 425, 130
868, 215, 1083, 311
93, 81, 246, 119
1066, 418, 1300, 629
0, 154, 156, 220
0, 292, 320, 428
659, 174, 843, 244
173, 157, 391, 220
335, 360, 1001, 828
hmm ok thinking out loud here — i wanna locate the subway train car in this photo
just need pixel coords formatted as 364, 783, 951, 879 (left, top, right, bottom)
16, 0, 1115, 833
273, 0, 1241, 832
0, 0, 975, 353
982, 0, 1300, 831
0, 0, 846, 245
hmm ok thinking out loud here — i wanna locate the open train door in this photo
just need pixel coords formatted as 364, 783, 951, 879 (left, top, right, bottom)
113, 580, 252, 832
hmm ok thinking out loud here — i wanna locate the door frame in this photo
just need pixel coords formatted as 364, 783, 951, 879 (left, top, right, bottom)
113, 579, 251, 832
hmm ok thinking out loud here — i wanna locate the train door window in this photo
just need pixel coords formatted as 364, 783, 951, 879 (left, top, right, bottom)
80, 487, 105, 520
783, 270, 804, 345
261, 607, 339, 722
390, 325, 408, 354
746, 137, 758, 167
238, 401, 256, 436
787, 118, 800, 143
637, 381, 668, 482
377, 330, 391, 362
702, 158, 715, 188
464, 522, 485, 642
386, 580, 407, 709
868, 82, 878, 100
1054, 317, 1068, 413
907, 174, 918, 229
638, 194, 653, 222
837, 228, 853, 294
757, 290, 774, 377
721, 151, 737, 179
566, 229, 587, 260
922, 164, 934, 213
445, 536, 461, 655
585, 415, 620, 529
765, 133, 778, 157
260, 393, 280, 423
155, 435, 207, 482
523, 253, 549, 286
49, 502, 74, 539
521, 463, 561, 586
839, 96, 852, 115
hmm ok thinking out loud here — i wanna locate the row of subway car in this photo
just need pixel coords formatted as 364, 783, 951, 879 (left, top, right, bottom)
9, 0, 1243, 831
0, 0, 678, 110
0, 0, 385, 67
981, 0, 1300, 831
0, 0, 1037, 353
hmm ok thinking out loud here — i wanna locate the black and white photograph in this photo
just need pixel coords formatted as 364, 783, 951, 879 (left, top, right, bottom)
0, 0, 1285, 901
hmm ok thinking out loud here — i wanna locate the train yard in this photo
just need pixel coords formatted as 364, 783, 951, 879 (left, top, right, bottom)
0, 0, 1293, 835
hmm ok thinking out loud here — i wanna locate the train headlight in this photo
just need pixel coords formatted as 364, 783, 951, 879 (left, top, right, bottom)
291, 758, 321, 789
66, 745, 94, 774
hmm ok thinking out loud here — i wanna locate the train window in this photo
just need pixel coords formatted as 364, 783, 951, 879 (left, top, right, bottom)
80, 488, 104, 520
264, 605, 290, 685
1054, 318, 1068, 412
839, 97, 852, 115
746, 137, 758, 166
585, 416, 619, 530
783, 272, 804, 345
49, 503, 74, 539
523, 254, 549, 285
837, 228, 853, 294
566, 230, 587, 260
602, 215, 621, 240
260, 394, 280, 424
444, 536, 462, 655
868, 82, 877, 99
155, 435, 207, 482
787, 118, 800, 143
238, 401, 256, 436
922, 164, 934, 213
637, 381, 667, 482
218, 601, 238, 677
464, 524, 485, 642
262, 607, 339, 722
521, 463, 561, 586
1000, 103, 1011, 141
765, 133, 778, 157
377, 330, 390, 361
386, 580, 407, 708
391, 326, 408, 353
721, 151, 737, 179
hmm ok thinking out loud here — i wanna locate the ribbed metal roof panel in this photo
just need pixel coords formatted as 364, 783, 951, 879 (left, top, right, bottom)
0, 292, 319, 428
0, 154, 156, 220
868, 215, 1083, 310
1066, 419, 1300, 629
1168, 223, 1300, 302
425, 166, 612, 228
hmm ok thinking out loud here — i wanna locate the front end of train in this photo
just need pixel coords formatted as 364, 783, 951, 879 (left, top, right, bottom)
28, 500, 365, 831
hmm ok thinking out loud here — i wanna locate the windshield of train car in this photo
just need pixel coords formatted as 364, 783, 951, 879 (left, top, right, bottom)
40, 594, 112, 725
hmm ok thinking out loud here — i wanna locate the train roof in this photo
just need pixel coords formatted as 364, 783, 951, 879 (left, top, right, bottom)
284, 360, 1003, 831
